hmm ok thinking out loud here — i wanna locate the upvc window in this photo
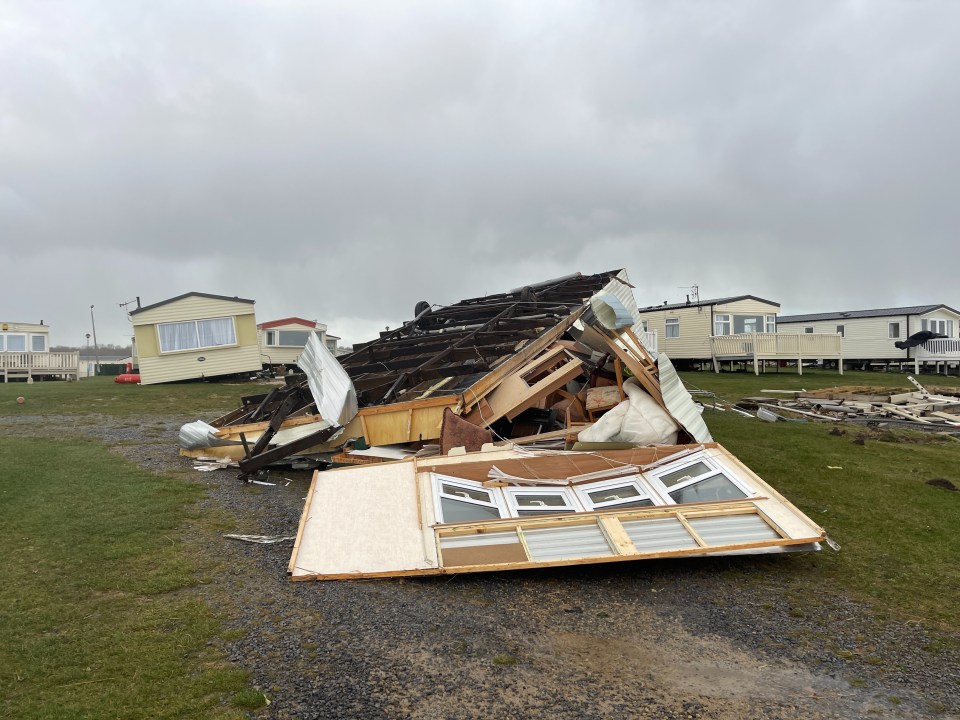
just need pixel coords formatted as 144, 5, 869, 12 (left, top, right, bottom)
641, 320, 649, 332
575, 477, 655, 511
31, 335, 46, 352
713, 314, 731, 336
0, 336, 4, 351
6, 334, 26, 352
266, 330, 313, 347
804, 327, 814, 334
665, 318, 680, 338
836, 325, 845, 338
888, 322, 900, 339
765, 315, 776, 333
434, 477, 505, 523
505, 488, 580, 516
157, 317, 237, 353
922, 319, 953, 336
648, 456, 751, 505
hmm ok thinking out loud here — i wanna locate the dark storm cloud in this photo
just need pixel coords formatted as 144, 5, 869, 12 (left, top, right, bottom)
2, 1, 958, 345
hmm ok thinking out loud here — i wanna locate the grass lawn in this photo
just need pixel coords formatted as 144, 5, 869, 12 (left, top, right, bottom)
680, 369, 960, 630
1, 371, 958, 719
0, 378, 263, 720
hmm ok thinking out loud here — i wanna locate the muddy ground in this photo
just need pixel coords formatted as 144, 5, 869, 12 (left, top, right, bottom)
16, 414, 960, 719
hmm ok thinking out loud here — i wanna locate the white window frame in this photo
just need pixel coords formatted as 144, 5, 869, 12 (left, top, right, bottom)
0, 335, 4, 351
5, 333, 26, 352
765, 315, 776, 333
713, 314, 731, 336
574, 477, 655, 511
265, 330, 277, 346
271, 329, 313, 347
804, 327, 814, 334
157, 316, 238, 354
665, 317, 680, 338
432, 475, 506, 523
641, 320, 649, 332
888, 322, 900, 339
31, 334, 47, 352
504, 487, 582, 516
836, 325, 845, 338
646, 454, 754, 506
923, 318, 952, 336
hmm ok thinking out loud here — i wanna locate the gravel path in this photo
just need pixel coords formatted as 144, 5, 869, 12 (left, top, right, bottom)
8, 413, 959, 719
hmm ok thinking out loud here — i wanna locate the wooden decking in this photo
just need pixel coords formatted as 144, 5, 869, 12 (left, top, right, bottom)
0, 352, 80, 382
710, 333, 843, 375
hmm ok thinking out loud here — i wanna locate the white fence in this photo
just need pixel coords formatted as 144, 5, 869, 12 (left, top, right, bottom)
710, 333, 842, 375
0, 351, 80, 381
637, 330, 657, 354
915, 338, 960, 360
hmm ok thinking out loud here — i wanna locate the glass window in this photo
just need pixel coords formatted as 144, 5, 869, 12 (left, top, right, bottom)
578, 479, 656, 510
668, 474, 747, 504
266, 330, 276, 345
641, 320, 649, 332
647, 454, 754, 506
658, 461, 713, 488
31, 335, 46, 352
665, 318, 680, 338
713, 314, 731, 336
158, 317, 235, 353
836, 325, 845, 337
765, 315, 776, 333
434, 477, 504, 523
736, 316, 763, 333
888, 322, 900, 339
923, 319, 949, 335
277, 330, 311, 346
0, 336, 5, 351
6, 334, 26, 352
505, 488, 578, 516
804, 327, 814, 334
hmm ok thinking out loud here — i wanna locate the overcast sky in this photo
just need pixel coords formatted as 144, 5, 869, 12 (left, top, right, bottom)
2, 0, 958, 347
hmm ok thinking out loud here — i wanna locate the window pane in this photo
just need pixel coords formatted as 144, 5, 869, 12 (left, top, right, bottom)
441, 484, 491, 503
659, 461, 712, 487
514, 494, 568, 508
517, 508, 575, 516
588, 485, 642, 503
665, 319, 679, 338
0, 336, 4, 351
669, 474, 746, 504
7, 335, 26, 351
606, 498, 654, 509
765, 316, 776, 333
440, 497, 502, 523
31, 335, 46, 351
197, 318, 235, 347
888, 323, 900, 339
836, 325, 844, 337
734, 315, 764, 333
277, 330, 311, 346
804, 327, 813, 334
158, 321, 198, 352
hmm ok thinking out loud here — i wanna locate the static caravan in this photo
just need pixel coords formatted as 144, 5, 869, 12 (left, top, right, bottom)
0, 321, 78, 382
636, 295, 780, 361
129, 292, 262, 385
258, 317, 335, 369
778, 304, 960, 370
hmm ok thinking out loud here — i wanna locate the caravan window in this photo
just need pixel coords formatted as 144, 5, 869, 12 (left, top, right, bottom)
505, 488, 580, 517
648, 456, 752, 505
158, 317, 237, 353
434, 477, 505, 523
713, 315, 731, 336
665, 318, 680, 338
31, 335, 46, 352
576, 478, 655, 510
923, 319, 953, 336
6, 334, 26, 352
765, 316, 776, 333
888, 322, 900, 339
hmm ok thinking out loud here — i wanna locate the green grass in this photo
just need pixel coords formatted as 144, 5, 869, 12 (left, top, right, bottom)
0, 437, 248, 720
681, 370, 960, 630
0, 376, 256, 419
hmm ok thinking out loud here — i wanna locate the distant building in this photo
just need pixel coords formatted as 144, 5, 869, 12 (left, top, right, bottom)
257, 317, 339, 368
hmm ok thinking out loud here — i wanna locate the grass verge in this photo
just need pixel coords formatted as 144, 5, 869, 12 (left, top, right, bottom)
681, 370, 960, 630
0, 437, 250, 720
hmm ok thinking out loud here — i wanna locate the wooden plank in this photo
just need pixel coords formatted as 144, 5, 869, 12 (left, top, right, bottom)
288, 470, 320, 575
215, 414, 321, 438
597, 516, 637, 555
599, 332, 664, 406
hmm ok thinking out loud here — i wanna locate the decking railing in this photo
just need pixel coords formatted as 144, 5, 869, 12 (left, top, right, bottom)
0, 351, 80, 380
915, 339, 960, 360
637, 330, 657, 354
710, 333, 842, 375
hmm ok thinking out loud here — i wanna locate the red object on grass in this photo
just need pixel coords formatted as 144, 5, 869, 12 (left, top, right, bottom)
114, 373, 141, 384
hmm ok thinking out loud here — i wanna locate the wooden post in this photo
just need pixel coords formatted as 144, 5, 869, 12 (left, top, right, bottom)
752, 333, 759, 376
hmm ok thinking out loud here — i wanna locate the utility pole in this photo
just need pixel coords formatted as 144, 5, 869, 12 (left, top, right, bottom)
90, 305, 100, 376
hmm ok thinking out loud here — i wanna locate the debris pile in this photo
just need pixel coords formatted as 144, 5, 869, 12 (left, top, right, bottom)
180, 268, 830, 580
737, 378, 960, 430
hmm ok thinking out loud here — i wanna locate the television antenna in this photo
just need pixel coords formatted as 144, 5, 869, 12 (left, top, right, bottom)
677, 284, 700, 309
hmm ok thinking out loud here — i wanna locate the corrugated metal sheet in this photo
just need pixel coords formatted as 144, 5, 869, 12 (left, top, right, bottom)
657, 353, 712, 443
590, 293, 634, 329
523, 524, 611, 561
440, 531, 520, 549
621, 517, 699, 552
603, 269, 642, 325
688, 514, 780, 545
298, 334, 358, 426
